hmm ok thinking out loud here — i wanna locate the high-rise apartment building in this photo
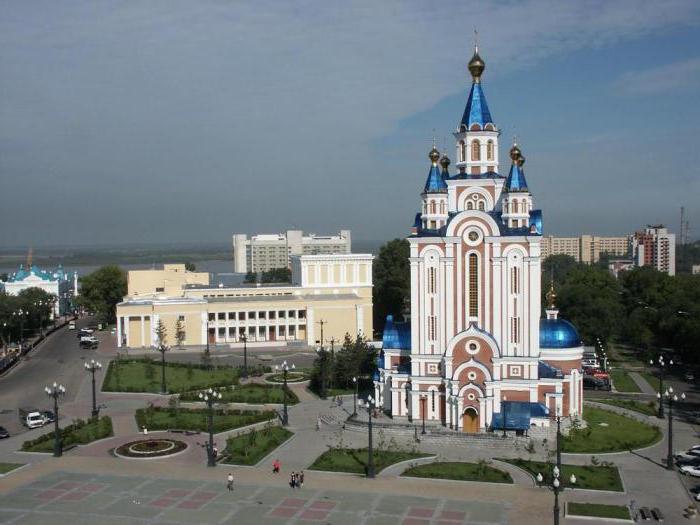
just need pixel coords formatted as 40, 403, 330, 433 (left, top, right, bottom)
631, 225, 676, 276
541, 234, 629, 263
232, 230, 351, 273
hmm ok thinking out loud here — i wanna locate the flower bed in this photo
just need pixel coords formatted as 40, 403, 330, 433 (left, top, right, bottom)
135, 406, 274, 433
115, 439, 187, 458
21, 416, 113, 453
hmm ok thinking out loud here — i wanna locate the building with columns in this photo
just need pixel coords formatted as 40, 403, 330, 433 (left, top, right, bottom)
375, 47, 583, 433
116, 256, 372, 349
2, 264, 78, 317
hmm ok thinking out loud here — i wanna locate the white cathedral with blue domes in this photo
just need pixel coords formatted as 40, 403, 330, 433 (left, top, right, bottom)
374, 47, 584, 433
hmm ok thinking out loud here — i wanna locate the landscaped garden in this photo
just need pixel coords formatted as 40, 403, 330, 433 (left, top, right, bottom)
266, 370, 309, 383
134, 406, 274, 433
402, 461, 513, 484
180, 384, 298, 405
594, 398, 657, 416
609, 369, 641, 393
309, 448, 430, 474
102, 358, 238, 394
502, 458, 623, 492
114, 438, 188, 458
562, 407, 661, 453
222, 425, 293, 465
0, 463, 24, 475
21, 416, 114, 453
567, 502, 630, 520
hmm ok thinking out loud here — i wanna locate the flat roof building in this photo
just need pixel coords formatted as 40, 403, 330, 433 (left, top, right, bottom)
541, 234, 630, 264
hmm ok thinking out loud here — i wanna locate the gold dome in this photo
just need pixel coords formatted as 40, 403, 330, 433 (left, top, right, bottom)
439, 154, 450, 170
429, 146, 440, 164
468, 48, 485, 82
509, 144, 522, 162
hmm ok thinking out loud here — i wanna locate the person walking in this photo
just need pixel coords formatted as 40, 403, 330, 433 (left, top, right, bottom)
299, 471, 304, 488
226, 472, 234, 491
272, 458, 280, 473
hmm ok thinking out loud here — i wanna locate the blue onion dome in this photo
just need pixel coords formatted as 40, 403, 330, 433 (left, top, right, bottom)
382, 315, 411, 350
539, 318, 581, 349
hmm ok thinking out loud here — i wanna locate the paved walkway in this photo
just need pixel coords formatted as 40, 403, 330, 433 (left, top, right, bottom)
629, 371, 657, 395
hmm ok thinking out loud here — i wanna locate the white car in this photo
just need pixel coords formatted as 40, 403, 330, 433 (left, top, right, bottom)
680, 465, 700, 477
676, 450, 700, 461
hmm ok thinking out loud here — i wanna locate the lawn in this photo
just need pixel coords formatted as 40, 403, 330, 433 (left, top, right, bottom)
562, 407, 661, 453
594, 398, 657, 417
502, 458, 623, 492
21, 416, 114, 453
568, 502, 630, 520
103, 358, 238, 394
402, 461, 512, 484
180, 384, 299, 405
609, 369, 641, 393
0, 463, 24, 474
309, 448, 430, 474
222, 426, 293, 465
638, 371, 661, 393
135, 406, 274, 433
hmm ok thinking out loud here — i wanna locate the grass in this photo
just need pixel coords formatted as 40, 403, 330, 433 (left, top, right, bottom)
594, 398, 657, 417
0, 463, 24, 474
638, 371, 661, 393
135, 406, 274, 433
402, 461, 513, 484
568, 502, 630, 520
180, 384, 299, 405
103, 358, 238, 394
562, 407, 661, 453
266, 372, 309, 383
21, 417, 113, 453
222, 426, 293, 465
609, 369, 641, 393
502, 458, 623, 492
309, 448, 430, 474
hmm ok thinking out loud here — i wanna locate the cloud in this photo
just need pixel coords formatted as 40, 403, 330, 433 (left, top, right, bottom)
613, 57, 700, 95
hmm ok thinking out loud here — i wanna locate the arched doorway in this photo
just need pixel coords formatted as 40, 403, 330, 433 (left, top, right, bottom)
462, 407, 478, 433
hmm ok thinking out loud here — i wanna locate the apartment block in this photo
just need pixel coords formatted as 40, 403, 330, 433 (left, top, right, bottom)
541, 235, 629, 264
631, 225, 676, 276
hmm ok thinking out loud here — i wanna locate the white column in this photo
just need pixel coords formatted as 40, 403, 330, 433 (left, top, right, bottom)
140, 316, 145, 347
117, 317, 123, 348
124, 316, 131, 347
306, 307, 314, 344
409, 258, 419, 353
355, 304, 363, 336
151, 314, 159, 347
201, 312, 208, 346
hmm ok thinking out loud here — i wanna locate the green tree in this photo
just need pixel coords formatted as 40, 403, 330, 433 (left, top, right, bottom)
155, 319, 169, 393
175, 318, 186, 348
244, 271, 257, 284
77, 266, 127, 323
542, 255, 580, 286
260, 267, 291, 283
373, 239, 410, 334
184, 262, 196, 272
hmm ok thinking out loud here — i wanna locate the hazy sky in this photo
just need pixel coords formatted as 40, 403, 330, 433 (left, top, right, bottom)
1, 1, 699, 247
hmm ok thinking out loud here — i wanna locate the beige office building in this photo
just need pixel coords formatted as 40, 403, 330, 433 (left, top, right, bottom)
117, 255, 373, 349
541, 235, 629, 263
232, 230, 351, 273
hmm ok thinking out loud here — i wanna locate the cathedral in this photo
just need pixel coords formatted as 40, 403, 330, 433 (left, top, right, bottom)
375, 47, 584, 433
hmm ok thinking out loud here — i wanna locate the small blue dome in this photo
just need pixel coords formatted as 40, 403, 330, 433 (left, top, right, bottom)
539, 318, 581, 349
382, 315, 411, 350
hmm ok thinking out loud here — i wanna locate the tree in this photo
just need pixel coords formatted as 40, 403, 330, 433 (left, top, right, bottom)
77, 266, 127, 323
310, 333, 377, 397
542, 255, 580, 286
244, 271, 257, 284
373, 239, 410, 334
184, 262, 196, 272
155, 319, 169, 394
175, 318, 186, 348
260, 267, 291, 283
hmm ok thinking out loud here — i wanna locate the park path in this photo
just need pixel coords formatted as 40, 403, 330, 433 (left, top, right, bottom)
629, 371, 657, 394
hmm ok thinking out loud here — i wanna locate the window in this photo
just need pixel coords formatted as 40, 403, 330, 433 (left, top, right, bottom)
478, 201, 485, 211
178, 315, 185, 321
471, 140, 481, 161
510, 317, 520, 343
155, 287, 164, 293
511, 267, 519, 294
469, 253, 479, 317
503, 202, 509, 213
440, 201, 445, 214
218, 327, 225, 336
466, 201, 473, 210
208, 313, 215, 321
428, 267, 436, 294
269, 311, 276, 319
513, 200, 519, 213
238, 312, 245, 320
298, 310, 306, 319
487, 140, 494, 160
279, 311, 286, 319
431, 390, 435, 411
459, 141, 466, 162
430, 201, 436, 214
428, 315, 437, 341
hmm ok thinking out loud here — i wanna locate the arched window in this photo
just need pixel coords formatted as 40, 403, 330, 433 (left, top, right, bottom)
459, 141, 466, 162
478, 201, 485, 211
428, 267, 436, 294
513, 200, 519, 213
503, 201, 509, 213
468, 253, 479, 318
486, 140, 494, 161
511, 267, 519, 294
466, 201, 473, 210
521, 199, 527, 213
471, 140, 481, 161
430, 201, 436, 214
440, 201, 445, 214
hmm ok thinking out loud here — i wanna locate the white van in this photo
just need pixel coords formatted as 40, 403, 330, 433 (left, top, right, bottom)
68, 321, 76, 330
19, 408, 45, 429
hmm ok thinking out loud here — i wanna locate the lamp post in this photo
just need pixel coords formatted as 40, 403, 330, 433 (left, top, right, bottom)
240, 334, 248, 379
536, 466, 576, 525
420, 394, 427, 435
352, 376, 358, 416
84, 360, 102, 418
555, 415, 562, 472
650, 355, 672, 418
13, 309, 26, 349
156, 343, 169, 394
275, 360, 294, 426
315, 346, 327, 399
659, 387, 685, 471
447, 395, 457, 430
359, 395, 377, 478
198, 388, 222, 467
502, 395, 508, 438
45, 382, 66, 457
404, 379, 412, 422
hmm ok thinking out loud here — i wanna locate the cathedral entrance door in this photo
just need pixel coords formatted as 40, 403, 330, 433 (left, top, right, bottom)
462, 408, 478, 433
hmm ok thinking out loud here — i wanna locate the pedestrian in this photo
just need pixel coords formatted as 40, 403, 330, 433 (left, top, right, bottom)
272, 458, 280, 473
226, 472, 234, 491
299, 471, 304, 488
289, 472, 295, 488
316, 416, 321, 431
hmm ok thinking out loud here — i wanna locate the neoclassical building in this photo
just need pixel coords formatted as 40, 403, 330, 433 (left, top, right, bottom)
375, 47, 583, 433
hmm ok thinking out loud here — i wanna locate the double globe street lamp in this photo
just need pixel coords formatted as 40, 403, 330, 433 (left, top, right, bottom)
84, 360, 102, 418
358, 395, 377, 478
659, 386, 686, 471
45, 382, 66, 457
536, 466, 576, 525
198, 388, 223, 467
275, 360, 294, 426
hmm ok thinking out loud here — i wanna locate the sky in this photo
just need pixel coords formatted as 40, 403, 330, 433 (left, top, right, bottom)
1, 0, 699, 247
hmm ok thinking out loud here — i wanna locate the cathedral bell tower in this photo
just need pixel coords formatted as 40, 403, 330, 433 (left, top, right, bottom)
420, 146, 449, 230
501, 144, 533, 229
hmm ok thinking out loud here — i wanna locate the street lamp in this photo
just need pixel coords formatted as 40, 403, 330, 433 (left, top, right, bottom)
359, 395, 377, 478
352, 376, 358, 417
659, 386, 686, 471
420, 393, 427, 435
198, 388, 222, 467
650, 355, 672, 418
240, 334, 248, 379
502, 395, 508, 438
275, 360, 294, 426
13, 309, 26, 349
554, 415, 562, 472
536, 466, 577, 525
404, 379, 412, 422
45, 382, 66, 457
447, 395, 457, 430
84, 360, 102, 418
315, 346, 328, 399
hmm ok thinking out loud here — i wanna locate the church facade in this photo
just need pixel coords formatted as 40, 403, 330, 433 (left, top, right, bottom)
375, 48, 584, 433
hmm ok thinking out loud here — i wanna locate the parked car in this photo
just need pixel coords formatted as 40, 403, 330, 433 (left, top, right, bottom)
675, 449, 700, 461
80, 336, 99, 349
639, 507, 652, 520
18, 407, 45, 429
685, 372, 695, 382
0, 426, 9, 439
77, 328, 94, 338
680, 465, 700, 477
42, 410, 55, 424
68, 321, 76, 330
583, 376, 610, 391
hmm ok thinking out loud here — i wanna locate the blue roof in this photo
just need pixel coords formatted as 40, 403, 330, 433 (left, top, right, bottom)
504, 161, 528, 192
423, 163, 447, 193
450, 170, 504, 181
491, 402, 549, 430
440, 165, 450, 185
7, 264, 67, 283
538, 361, 563, 379
460, 82, 493, 129
540, 318, 581, 349
529, 210, 543, 235
382, 315, 411, 349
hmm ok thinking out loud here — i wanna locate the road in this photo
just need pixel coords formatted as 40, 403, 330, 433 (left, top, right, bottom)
0, 317, 96, 436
